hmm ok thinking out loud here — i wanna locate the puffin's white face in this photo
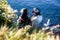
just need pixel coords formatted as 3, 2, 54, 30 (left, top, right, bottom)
20, 8, 26, 14
33, 8, 39, 13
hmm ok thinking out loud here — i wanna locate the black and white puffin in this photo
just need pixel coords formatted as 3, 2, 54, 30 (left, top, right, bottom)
18, 8, 31, 27
31, 7, 43, 28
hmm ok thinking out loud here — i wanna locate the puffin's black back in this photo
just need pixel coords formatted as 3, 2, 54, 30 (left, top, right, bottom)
20, 8, 31, 27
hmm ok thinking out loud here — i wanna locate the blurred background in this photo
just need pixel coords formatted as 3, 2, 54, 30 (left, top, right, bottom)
7, 0, 60, 26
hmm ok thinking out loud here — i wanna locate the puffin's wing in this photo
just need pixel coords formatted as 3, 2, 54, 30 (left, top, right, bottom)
31, 16, 37, 21
37, 15, 43, 24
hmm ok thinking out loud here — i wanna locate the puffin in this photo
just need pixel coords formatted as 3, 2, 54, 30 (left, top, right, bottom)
17, 8, 31, 28
31, 7, 43, 28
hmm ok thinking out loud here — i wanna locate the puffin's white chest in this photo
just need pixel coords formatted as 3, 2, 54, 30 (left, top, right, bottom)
31, 15, 43, 26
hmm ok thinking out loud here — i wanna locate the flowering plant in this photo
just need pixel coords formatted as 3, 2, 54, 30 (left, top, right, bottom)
0, 0, 18, 27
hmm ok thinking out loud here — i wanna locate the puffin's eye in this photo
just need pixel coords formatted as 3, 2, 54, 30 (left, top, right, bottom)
35, 9, 39, 13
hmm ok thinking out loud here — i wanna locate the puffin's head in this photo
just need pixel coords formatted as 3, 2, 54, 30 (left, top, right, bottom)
20, 8, 28, 20
20, 8, 27, 15
32, 7, 40, 15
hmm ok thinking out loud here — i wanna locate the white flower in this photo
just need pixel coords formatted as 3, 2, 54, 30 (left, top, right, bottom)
13, 10, 18, 13
2, 12, 6, 17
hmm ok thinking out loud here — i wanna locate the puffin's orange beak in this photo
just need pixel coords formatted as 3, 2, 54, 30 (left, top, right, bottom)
32, 10, 34, 13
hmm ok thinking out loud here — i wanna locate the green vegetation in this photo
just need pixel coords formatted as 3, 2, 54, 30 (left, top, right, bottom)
0, 0, 17, 27
0, 25, 47, 40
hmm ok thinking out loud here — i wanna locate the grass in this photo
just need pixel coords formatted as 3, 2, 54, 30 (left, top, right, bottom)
0, 25, 47, 40
0, 25, 60, 40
